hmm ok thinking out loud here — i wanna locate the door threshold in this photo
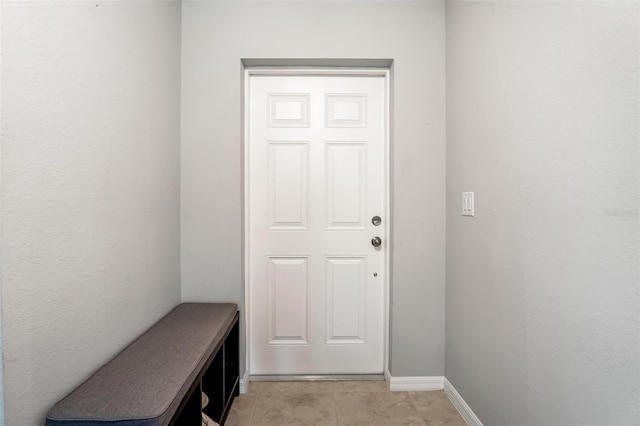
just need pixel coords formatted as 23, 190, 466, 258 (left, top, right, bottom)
250, 374, 385, 382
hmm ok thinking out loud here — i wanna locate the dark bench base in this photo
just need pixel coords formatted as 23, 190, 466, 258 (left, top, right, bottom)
173, 314, 239, 425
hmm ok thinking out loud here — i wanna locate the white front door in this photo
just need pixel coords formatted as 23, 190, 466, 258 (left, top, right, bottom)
247, 74, 386, 375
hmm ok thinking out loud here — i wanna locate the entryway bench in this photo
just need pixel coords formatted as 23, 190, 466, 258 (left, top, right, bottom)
46, 303, 240, 426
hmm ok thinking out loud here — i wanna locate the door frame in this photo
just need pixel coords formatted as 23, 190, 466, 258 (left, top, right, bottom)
243, 67, 391, 380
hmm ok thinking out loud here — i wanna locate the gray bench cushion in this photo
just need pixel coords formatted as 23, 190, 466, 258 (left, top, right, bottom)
46, 303, 237, 426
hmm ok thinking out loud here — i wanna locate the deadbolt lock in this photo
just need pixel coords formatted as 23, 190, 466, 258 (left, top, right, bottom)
371, 216, 382, 226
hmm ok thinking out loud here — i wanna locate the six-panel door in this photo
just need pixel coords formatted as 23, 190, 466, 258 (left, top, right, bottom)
248, 75, 386, 374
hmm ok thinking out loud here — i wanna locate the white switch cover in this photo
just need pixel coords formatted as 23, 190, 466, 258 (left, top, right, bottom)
462, 192, 474, 216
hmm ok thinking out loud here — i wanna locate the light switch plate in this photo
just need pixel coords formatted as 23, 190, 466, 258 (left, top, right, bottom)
462, 192, 474, 216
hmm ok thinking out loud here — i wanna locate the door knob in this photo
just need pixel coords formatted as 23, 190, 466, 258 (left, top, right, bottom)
371, 236, 382, 247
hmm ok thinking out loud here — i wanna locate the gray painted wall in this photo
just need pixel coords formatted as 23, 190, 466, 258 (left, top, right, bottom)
0, 1, 182, 424
180, 1, 447, 377
445, 2, 640, 425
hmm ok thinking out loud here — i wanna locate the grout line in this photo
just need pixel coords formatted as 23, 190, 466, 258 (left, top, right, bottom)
248, 392, 258, 425
405, 392, 428, 426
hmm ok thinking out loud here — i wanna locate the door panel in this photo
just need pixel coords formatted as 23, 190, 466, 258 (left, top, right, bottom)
249, 75, 386, 375
268, 257, 309, 345
326, 257, 366, 344
326, 143, 366, 229
268, 142, 309, 229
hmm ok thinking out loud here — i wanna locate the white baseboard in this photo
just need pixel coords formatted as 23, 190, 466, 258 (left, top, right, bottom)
385, 372, 444, 391
384, 369, 392, 387
239, 370, 249, 394
444, 378, 483, 426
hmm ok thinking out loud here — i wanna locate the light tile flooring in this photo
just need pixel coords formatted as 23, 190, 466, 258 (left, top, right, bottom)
224, 381, 466, 426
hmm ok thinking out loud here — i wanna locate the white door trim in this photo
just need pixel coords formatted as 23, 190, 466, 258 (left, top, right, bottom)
243, 67, 391, 379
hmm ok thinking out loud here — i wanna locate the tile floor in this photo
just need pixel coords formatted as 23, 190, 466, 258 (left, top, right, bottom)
224, 381, 466, 426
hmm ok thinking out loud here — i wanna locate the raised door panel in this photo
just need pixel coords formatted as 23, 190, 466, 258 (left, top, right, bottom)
268, 142, 309, 230
269, 94, 310, 128
326, 257, 366, 344
325, 94, 367, 128
267, 257, 309, 345
326, 143, 366, 230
